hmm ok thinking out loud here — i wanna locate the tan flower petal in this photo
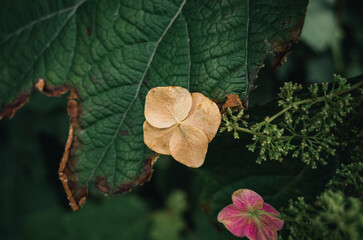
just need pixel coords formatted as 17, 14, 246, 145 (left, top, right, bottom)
145, 86, 192, 128
182, 93, 221, 142
169, 123, 209, 168
143, 121, 176, 155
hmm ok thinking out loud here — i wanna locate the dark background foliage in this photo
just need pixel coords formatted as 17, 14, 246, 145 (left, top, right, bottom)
1, 0, 362, 239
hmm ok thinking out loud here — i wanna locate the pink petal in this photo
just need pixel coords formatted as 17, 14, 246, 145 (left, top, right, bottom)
218, 204, 243, 220
261, 203, 284, 231
261, 226, 278, 240
232, 189, 264, 211
217, 204, 248, 237
244, 222, 266, 240
219, 190, 283, 240
261, 203, 279, 216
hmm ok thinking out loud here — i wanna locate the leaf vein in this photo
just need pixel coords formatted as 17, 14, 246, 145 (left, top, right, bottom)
85, 0, 187, 187
0, 0, 87, 44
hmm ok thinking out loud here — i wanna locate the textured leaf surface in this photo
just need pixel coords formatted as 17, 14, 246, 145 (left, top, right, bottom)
0, 0, 308, 209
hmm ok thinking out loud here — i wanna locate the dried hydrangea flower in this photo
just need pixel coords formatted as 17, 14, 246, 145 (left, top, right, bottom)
143, 86, 221, 168
218, 189, 284, 240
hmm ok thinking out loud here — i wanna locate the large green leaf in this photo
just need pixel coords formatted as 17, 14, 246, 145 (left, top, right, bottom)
0, 0, 308, 209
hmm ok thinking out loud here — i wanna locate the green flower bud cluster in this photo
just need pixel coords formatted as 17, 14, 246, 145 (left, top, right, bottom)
281, 162, 363, 240
327, 162, 363, 197
221, 75, 363, 168
220, 108, 247, 139
283, 191, 363, 240
342, 127, 363, 162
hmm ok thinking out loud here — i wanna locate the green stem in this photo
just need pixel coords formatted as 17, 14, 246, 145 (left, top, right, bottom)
236, 126, 293, 140
266, 106, 291, 123
235, 127, 265, 138
266, 80, 362, 124
233, 80, 363, 137
268, 80, 363, 123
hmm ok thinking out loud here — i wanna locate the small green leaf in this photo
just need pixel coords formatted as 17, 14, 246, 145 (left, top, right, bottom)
150, 190, 188, 240
301, 0, 341, 53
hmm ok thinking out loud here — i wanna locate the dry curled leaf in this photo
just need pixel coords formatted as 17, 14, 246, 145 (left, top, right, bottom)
143, 86, 221, 168
221, 94, 243, 113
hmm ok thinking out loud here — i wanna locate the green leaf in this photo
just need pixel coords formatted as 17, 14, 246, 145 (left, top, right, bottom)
150, 190, 188, 240
199, 134, 338, 220
301, 0, 341, 53
0, 0, 308, 209
18, 195, 151, 240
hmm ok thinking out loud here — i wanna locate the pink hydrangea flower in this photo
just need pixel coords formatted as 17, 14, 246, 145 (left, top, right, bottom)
217, 189, 284, 240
